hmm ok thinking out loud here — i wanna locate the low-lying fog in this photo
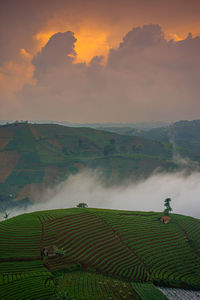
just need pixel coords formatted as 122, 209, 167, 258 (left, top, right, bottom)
7, 170, 200, 219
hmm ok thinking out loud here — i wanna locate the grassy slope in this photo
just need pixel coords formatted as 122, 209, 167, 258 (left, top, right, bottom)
0, 123, 176, 206
108, 120, 200, 163
0, 208, 200, 299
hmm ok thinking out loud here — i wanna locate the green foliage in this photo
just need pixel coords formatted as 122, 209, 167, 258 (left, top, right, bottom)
92, 209, 200, 289
55, 290, 75, 300
103, 144, 116, 155
76, 202, 88, 208
56, 248, 66, 256
164, 198, 172, 216
0, 213, 41, 258
61, 271, 137, 300
131, 282, 168, 300
6, 152, 44, 186
5, 123, 36, 152
131, 120, 200, 162
0, 275, 55, 299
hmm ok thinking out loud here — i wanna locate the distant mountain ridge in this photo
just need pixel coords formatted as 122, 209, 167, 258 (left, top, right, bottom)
130, 120, 200, 163
97, 120, 200, 163
0, 120, 169, 130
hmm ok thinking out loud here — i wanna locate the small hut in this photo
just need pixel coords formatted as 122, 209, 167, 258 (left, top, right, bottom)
160, 216, 171, 224
42, 245, 58, 257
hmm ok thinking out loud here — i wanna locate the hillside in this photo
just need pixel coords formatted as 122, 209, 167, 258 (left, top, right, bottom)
102, 120, 200, 163
0, 122, 176, 209
141, 120, 200, 163
0, 208, 200, 299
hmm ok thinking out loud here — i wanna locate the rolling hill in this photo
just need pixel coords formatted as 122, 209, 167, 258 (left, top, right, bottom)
0, 122, 177, 210
100, 120, 200, 164
0, 208, 200, 299
139, 120, 200, 163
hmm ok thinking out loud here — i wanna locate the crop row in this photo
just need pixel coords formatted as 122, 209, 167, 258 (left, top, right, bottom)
0, 260, 45, 274
42, 212, 148, 281
0, 270, 51, 284
35, 208, 91, 224
91, 211, 200, 288
0, 275, 55, 300
62, 271, 139, 300
174, 215, 200, 250
0, 214, 42, 258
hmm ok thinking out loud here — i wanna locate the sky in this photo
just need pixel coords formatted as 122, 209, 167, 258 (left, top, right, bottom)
0, 0, 200, 123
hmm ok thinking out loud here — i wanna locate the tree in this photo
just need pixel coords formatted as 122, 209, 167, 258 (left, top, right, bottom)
55, 248, 66, 256
44, 271, 75, 299
0, 196, 12, 221
103, 144, 116, 155
110, 138, 116, 145
164, 198, 172, 216
76, 203, 88, 208
3, 212, 9, 220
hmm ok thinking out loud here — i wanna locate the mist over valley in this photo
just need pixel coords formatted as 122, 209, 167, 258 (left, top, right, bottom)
0, 120, 200, 220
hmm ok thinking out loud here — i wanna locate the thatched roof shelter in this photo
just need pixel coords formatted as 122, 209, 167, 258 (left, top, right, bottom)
42, 245, 58, 257
160, 216, 171, 224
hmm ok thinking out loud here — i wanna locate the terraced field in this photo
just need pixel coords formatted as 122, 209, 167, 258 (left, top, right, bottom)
0, 208, 200, 299
131, 282, 168, 300
62, 271, 140, 299
92, 209, 200, 289
0, 214, 41, 259
0, 276, 55, 299
42, 211, 148, 280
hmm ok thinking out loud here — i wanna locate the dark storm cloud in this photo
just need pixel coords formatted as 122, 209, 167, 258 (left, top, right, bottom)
14, 24, 200, 122
1, 0, 200, 65
117, 24, 165, 49
32, 31, 77, 78
1, 0, 200, 122
107, 24, 166, 69
107, 24, 200, 70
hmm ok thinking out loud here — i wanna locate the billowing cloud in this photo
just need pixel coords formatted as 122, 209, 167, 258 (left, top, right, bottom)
7, 24, 199, 122
32, 31, 77, 78
1, 0, 200, 123
1, 0, 200, 66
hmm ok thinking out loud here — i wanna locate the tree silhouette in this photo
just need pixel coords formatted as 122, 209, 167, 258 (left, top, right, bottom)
3, 212, 9, 220
76, 203, 88, 208
164, 198, 172, 216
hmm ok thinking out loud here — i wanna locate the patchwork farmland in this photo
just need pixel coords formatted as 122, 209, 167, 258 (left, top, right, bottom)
0, 122, 177, 208
0, 208, 200, 299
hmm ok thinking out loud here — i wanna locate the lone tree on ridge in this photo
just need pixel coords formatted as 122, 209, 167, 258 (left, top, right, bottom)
76, 203, 88, 208
164, 198, 172, 216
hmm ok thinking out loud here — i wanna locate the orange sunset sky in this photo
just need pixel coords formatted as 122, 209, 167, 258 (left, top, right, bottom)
0, 0, 200, 122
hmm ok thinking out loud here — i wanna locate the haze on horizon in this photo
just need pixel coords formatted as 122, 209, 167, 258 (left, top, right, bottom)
0, 0, 200, 122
